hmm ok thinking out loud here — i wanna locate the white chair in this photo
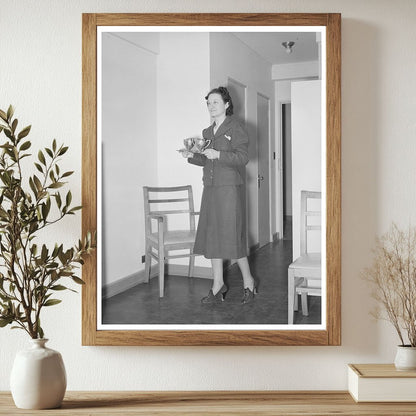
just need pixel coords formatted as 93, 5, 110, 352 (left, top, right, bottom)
143, 185, 200, 298
288, 190, 322, 324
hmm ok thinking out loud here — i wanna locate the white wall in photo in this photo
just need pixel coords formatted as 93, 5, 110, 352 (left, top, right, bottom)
291, 79, 322, 259
101, 33, 158, 286
156, 32, 211, 268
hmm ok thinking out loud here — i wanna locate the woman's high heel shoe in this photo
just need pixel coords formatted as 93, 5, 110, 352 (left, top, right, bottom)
241, 285, 258, 304
201, 284, 228, 304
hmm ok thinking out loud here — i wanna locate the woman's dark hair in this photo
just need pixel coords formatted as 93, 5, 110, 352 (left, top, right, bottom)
205, 86, 234, 116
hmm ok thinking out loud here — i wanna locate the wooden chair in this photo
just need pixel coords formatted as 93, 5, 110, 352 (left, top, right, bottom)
288, 190, 322, 324
143, 185, 199, 298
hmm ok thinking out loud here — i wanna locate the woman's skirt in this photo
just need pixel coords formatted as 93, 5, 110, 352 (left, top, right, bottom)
193, 185, 247, 259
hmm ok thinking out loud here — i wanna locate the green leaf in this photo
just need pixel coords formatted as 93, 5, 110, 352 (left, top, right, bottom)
38, 324, 44, 339
29, 177, 38, 197
11, 119, 18, 133
50, 285, 67, 291
48, 182, 64, 189
6, 105, 14, 121
41, 202, 50, 220
52, 139, 57, 152
55, 193, 62, 208
72, 276, 85, 285
38, 150, 46, 165
69, 206, 82, 214
49, 270, 58, 281
41, 244, 48, 262
61, 171, 74, 178
29, 222, 39, 234
0, 317, 13, 327
34, 163, 43, 173
59, 270, 73, 277
65, 190, 72, 207
58, 146, 68, 156
17, 125, 31, 140
43, 299, 62, 307
33, 175, 42, 192
58, 250, 67, 264
0, 109, 7, 121
19, 140, 31, 151
45, 147, 53, 158
4, 129, 13, 140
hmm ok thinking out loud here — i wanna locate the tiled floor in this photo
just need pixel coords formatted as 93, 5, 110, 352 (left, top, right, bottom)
102, 236, 321, 326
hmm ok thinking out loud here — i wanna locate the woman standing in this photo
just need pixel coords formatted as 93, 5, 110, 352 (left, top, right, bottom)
183, 87, 257, 304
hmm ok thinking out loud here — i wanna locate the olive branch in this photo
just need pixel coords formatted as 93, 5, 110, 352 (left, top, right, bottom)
0, 105, 95, 338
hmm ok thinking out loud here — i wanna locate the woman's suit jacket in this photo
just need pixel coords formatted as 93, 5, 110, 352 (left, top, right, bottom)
188, 116, 249, 186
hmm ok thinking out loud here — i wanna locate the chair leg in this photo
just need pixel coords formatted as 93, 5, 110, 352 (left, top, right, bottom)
144, 244, 151, 283
188, 252, 195, 278
294, 289, 299, 311
158, 255, 164, 298
288, 268, 295, 325
301, 293, 309, 316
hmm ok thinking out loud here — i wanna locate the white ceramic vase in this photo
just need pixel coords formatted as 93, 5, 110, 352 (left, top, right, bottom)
10, 339, 67, 409
394, 345, 416, 371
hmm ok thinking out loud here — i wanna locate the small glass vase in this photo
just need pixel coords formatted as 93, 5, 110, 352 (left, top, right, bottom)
394, 345, 416, 371
10, 338, 67, 409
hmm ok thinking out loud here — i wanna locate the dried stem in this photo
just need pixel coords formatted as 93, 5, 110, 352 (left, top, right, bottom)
362, 223, 416, 347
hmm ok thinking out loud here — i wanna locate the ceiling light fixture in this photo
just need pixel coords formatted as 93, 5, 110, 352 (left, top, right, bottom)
282, 41, 295, 54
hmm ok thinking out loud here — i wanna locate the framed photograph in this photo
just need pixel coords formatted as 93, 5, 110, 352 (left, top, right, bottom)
82, 13, 341, 346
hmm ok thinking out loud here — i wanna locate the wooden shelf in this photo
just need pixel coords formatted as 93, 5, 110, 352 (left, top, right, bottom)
2, 391, 416, 415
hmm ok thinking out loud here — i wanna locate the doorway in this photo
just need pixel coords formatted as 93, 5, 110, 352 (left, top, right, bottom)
257, 93, 271, 248
281, 103, 292, 240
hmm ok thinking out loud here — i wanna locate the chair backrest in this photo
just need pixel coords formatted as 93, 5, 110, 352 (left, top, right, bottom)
300, 190, 322, 255
143, 185, 196, 234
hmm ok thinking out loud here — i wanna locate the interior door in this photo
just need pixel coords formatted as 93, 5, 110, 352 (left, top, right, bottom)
282, 103, 292, 239
227, 78, 246, 125
257, 93, 270, 247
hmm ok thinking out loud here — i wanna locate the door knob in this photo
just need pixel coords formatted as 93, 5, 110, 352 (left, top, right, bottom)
257, 175, 264, 188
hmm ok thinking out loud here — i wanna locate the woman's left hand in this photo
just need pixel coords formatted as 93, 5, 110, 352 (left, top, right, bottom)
202, 149, 220, 160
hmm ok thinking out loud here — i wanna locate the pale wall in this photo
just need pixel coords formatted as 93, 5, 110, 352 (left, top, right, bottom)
101, 32, 158, 285
291, 80, 321, 259
156, 32, 211, 267
1, 0, 416, 391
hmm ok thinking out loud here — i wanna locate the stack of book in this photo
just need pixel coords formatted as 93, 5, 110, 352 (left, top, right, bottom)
348, 364, 416, 402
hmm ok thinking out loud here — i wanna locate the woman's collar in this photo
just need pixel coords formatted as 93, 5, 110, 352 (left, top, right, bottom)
212, 116, 232, 135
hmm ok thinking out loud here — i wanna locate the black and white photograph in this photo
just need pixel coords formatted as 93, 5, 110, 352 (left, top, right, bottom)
97, 26, 326, 330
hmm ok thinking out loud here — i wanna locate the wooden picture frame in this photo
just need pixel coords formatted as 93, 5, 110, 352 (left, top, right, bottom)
82, 13, 341, 346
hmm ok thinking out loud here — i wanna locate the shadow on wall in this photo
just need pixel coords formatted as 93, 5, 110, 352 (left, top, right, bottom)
340, 18, 382, 355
